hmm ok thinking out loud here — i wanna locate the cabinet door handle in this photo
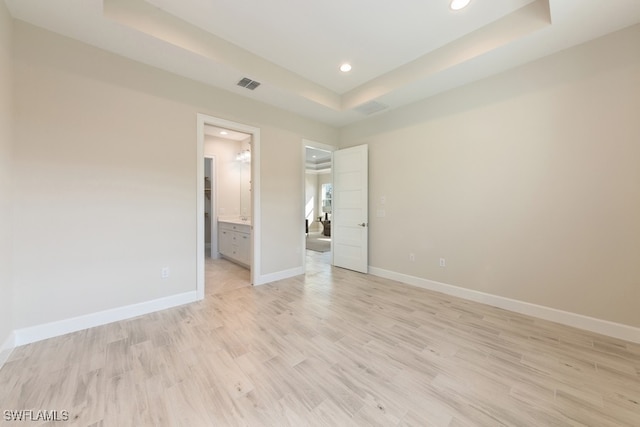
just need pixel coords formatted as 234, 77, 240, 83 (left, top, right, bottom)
358, 223, 368, 227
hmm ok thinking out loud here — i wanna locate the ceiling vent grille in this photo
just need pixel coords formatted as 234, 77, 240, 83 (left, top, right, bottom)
237, 77, 261, 90
354, 100, 388, 116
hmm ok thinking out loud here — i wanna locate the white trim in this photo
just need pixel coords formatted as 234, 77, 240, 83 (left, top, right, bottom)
197, 114, 261, 290
305, 167, 332, 175
13, 291, 197, 347
254, 266, 305, 286
251, 127, 262, 285
197, 115, 205, 299
369, 267, 640, 344
0, 331, 16, 370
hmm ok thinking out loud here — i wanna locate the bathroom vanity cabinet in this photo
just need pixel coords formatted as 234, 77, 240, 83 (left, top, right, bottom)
218, 220, 250, 267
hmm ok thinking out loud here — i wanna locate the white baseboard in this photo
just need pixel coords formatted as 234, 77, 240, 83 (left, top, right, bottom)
13, 291, 198, 347
369, 267, 640, 344
0, 331, 16, 370
254, 266, 305, 286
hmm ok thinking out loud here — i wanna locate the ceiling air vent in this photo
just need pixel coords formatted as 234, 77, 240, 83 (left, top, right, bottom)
237, 77, 261, 90
354, 100, 388, 116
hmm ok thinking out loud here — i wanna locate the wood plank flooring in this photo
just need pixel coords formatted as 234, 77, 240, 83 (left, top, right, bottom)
1, 251, 639, 426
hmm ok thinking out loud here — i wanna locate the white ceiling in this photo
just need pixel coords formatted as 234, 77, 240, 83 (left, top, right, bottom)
305, 147, 332, 168
204, 125, 251, 142
144, 0, 535, 94
5, 0, 640, 126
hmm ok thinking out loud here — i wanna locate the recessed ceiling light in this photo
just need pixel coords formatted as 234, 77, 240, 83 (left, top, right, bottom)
220, 131, 228, 135
450, 0, 471, 10
340, 63, 352, 73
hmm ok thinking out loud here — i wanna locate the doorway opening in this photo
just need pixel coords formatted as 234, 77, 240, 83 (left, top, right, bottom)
302, 140, 335, 272
204, 156, 216, 258
197, 114, 261, 299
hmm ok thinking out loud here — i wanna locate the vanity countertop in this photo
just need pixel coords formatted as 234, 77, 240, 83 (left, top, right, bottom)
218, 218, 252, 226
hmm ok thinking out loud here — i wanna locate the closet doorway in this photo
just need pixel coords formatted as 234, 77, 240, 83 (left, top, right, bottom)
204, 156, 216, 258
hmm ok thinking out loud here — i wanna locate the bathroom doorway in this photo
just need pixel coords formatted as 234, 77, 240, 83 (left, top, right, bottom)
196, 114, 262, 299
202, 125, 252, 296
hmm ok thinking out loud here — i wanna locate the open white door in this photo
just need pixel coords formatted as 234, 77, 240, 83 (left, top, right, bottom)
332, 144, 368, 273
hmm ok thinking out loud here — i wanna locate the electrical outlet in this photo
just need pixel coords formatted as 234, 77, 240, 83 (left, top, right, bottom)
161, 267, 170, 279
409, 253, 415, 262
439, 258, 446, 267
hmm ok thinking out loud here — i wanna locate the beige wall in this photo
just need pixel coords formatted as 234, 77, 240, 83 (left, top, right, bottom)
12, 22, 336, 329
260, 127, 311, 273
0, 0, 14, 345
340, 24, 640, 327
204, 136, 242, 219
239, 138, 251, 218
305, 172, 319, 231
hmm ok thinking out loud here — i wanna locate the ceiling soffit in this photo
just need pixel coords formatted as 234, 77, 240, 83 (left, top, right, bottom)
103, 0, 341, 111
103, 0, 550, 116
8, 0, 639, 126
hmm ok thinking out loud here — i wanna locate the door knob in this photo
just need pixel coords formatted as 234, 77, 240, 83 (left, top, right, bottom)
358, 223, 367, 227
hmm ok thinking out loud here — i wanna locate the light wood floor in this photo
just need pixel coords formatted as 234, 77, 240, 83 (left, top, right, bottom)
1, 251, 639, 426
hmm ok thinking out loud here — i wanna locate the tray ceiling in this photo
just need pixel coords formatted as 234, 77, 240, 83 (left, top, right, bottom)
6, 0, 640, 126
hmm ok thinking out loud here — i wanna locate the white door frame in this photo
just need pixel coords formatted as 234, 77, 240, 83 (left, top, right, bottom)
301, 139, 336, 271
197, 114, 261, 299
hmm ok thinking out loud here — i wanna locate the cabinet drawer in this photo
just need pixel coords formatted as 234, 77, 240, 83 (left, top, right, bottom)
218, 221, 234, 231
219, 221, 250, 234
